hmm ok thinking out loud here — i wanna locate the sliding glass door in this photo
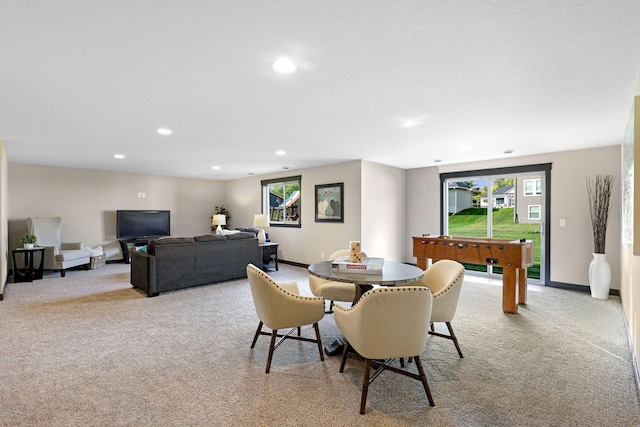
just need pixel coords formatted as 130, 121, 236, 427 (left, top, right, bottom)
442, 165, 549, 284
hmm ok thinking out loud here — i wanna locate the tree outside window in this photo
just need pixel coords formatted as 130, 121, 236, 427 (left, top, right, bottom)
262, 176, 301, 227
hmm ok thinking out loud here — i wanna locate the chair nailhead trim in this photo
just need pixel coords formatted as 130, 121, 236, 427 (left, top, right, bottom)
433, 271, 464, 299
248, 264, 323, 302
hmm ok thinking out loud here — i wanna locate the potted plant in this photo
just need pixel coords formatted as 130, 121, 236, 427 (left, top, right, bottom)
20, 233, 37, 249
586, 174, 614, 299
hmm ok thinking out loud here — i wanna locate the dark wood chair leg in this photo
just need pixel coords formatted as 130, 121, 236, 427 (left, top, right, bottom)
313, 323, 324, 361
446, 322, 464, 358
360, 359, 372, 414
60, 270, 65, 277
265, 329, 278, 374
414, 355, 435, 406
339, 339, 350, 373
251, 321, 263, 349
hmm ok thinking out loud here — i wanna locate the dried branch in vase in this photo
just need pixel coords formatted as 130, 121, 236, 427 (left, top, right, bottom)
586, 175, 614, 254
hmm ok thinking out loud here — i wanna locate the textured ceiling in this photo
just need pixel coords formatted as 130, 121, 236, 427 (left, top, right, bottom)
2, 1, 640, 180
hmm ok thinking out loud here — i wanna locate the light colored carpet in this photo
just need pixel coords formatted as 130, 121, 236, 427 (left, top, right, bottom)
0, 263, 639, 426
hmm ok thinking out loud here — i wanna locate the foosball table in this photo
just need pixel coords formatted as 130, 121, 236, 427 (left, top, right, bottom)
413, 235, 534, 314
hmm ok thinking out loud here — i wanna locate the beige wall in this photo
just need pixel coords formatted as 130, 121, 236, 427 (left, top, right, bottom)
405, 145, 622, 288
224, 160, 363, 265
7, 163, 225, 254
621, 94, 639, 381
1, 141, 8, 296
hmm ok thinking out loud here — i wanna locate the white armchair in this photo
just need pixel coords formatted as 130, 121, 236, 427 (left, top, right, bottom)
27, 217, 91, 277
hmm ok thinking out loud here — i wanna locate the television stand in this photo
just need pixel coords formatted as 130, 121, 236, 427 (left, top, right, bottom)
119, 239, 151, 264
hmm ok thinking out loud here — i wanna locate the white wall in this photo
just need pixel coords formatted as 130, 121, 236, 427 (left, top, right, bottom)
7, 163, 225, 252
225, 160, 362, 265
0, 141, 8, 296
405, 166, 441, 260
405, 145, 622, 288
361, 161, 405, 262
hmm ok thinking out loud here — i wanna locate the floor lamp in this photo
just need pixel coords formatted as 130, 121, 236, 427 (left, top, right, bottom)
212, 214, 226, 235
253, 214, 269, 243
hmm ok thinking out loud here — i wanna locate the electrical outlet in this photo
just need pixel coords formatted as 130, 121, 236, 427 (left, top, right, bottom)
559, 219, 566, 227
320, 252, 325, 259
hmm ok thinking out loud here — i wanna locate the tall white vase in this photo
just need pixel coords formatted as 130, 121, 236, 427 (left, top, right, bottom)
588, 253, 611, 299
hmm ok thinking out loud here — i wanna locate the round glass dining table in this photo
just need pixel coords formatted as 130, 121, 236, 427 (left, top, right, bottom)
308, 260, 424, 304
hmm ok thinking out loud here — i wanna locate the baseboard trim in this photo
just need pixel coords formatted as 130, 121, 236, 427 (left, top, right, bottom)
621, 308, 640, 400
278, 260, 309, 269
547, 280, 620, 296
278, 261, 622, 297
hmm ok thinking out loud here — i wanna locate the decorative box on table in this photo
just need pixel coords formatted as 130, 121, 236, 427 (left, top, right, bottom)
331, 256, 384, 274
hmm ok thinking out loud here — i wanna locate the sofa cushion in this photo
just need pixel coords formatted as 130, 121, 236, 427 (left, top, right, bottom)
55, 248, 91, 262
194, 234, 227, 242
225, 231, 256, 240
147, 237, 196, 255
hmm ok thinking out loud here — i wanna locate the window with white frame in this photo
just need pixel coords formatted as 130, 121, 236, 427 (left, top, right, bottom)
528, 205, 541, 220
261, 176, 301, 227
523, 179, 541, 196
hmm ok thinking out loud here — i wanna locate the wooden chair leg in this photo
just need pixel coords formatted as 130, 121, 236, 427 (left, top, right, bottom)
265, 329, 278, 374
360, 359, 372, 414
339, 339, 350, 372
251, 321, 263, 348
414, 355, 435, 406
446, 322, 464, 358
313, 323, 324, 361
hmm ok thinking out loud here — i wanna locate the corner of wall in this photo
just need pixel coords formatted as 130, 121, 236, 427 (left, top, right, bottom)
0, 141, 8, 297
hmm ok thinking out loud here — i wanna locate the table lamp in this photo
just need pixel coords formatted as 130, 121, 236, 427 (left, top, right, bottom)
253, 214, 269, 244
212, 214, 226, 235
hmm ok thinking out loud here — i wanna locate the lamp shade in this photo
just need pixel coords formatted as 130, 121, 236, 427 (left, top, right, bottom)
212, 214, 226, 226
253, 214, 269, 228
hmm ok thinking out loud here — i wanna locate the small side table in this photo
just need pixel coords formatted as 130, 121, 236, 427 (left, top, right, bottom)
12, 247, 46, 283
259, 242, 279, 271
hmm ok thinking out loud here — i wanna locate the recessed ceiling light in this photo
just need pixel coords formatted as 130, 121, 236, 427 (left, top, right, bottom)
113, 154, 125, 159
400, 120, 420, 129
503, 149, 515, 155
211, 165, 220, 170
276, 150, 286, 156
272, 57, 297, 74
157, 128, 172, 135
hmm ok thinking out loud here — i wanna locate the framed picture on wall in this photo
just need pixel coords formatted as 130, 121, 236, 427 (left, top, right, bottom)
315, 183, 344, 223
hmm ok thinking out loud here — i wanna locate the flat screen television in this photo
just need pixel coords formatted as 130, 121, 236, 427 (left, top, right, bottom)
116, 210, 170, 239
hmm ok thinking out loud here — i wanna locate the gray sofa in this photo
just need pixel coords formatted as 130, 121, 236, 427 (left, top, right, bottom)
130, 232, 261, 296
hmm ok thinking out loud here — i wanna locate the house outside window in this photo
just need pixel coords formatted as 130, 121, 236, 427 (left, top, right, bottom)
261, 176, 301, 227
524, 179, 541, 196
528, 205, 541, 220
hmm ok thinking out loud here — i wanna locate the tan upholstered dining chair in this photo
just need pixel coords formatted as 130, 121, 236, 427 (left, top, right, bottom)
412, 259, 465, 357
308, 249, 367, 313
334, 286, 435, 414
246, 264, 325, 373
